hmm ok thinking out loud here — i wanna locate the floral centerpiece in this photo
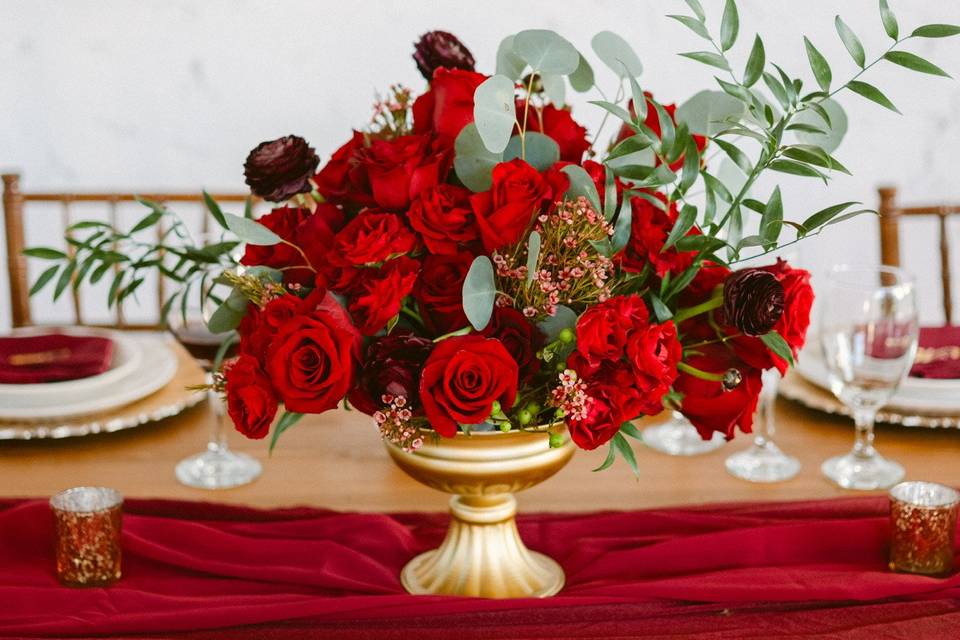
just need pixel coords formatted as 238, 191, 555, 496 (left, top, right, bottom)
31, 0, 958, 598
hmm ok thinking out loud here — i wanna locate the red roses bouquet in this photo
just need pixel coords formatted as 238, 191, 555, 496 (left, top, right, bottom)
36, 1, 957, 472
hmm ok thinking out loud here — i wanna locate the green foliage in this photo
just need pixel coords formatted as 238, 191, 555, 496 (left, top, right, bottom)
503, 132, 559, 171
512, 29, 579, 75
454, 123, 502, 192
835, 16, 865, 68
472, 75, 516, 153
269, 411, 304, 454
591, 31, 643, 77
462, 256, 496, 331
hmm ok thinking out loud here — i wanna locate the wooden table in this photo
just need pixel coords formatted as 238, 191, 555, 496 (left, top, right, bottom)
2, 380, 958, 512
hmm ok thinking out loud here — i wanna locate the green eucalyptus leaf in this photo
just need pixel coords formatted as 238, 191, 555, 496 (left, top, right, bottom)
675, 90, 746, 137
679, 136, 701, 193
835, 16, 865, 67
606, 134, 653, 161
803, 37, 832, 92
883, 51, 951, 77
526, 231, 541, 285
207, 289, 248, 334
591, 31, 643, 77
462, 256, 496, 331
911, 24, 960, 38
473, 74, 517, 153
540, 73, 566, 106
792, 98, 847, 153
224, 212, 282, 246
679, 51, 730, 71
560, 164, 602, 213
503, 132, 560, 171
759, 185, 783, 244
651, 101, 675, 151
568, 54, 595, 92
762, 71, 790, 108
743, 35, 766, 86
537, 304, 578, 341
495, 35, 526, 79
879, 0, 899, 40
454, 123, 503, 192
847, 80, 901, 113
720, 0, 739, 51
513, 29, 579, 74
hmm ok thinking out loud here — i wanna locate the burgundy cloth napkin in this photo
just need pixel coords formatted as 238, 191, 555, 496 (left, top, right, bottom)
0, 496, 958, 639
910, 326, 960, 379
0, 334, 113, 384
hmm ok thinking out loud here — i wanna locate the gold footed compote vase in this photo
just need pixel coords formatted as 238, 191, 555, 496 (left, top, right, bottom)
385, 426, 575, 598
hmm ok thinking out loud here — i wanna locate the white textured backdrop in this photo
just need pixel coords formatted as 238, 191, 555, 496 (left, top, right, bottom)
2, 0, 959, 328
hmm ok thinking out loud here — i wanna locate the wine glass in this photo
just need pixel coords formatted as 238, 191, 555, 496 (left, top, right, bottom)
642, 411, 725, 456
819, 264, 918, 490
725, 367, 801, 482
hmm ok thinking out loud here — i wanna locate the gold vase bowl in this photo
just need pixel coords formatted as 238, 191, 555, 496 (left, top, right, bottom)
385, 426, 575, 598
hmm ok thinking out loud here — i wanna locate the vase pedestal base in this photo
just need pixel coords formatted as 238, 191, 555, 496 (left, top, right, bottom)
400, 494, 564, 598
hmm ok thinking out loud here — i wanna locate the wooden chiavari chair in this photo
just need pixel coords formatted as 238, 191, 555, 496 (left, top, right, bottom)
878, 186, 958, 325
2, 172, 254, 328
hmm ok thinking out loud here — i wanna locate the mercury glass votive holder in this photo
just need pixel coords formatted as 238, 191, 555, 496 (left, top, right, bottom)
889, 481, 959, 576
50, 487, 123, 587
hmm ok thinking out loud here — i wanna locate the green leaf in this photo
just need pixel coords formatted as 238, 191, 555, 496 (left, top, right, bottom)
759, 185, 783, 244
883, 51, 951, 77
619, 421, 644, 441
649, 293, 673, 322
503, 132, 560, 171
792, 98, 848, 153
679, 51, 730, 71
742, 35, 766, 86
769, 159, 828, 182
591, 31, 643, 77
269, 411, 304, 454
712, 138, 753, 175
29, 264, 59, 296
835, 16, 866, 67
800, 200, 860, 232
847, 80, 900, 113
568, 54, 595, 92
668, 14, 710, 39
761, 331, 795, 366
720, 0, 739, 51
612, 432, 640, 478
663, 204, 697, 250
473, 74, 516, 153
453, 123, 502, 192
651, 101, 676, 151
602, 166, 617, 221
207, 289, 248, 334
537, 305, 578, 341
627, 75, 647, 123
803, 37, 832, 92
606, 134, 652, 161
23, 247, 67, 260
495, 35, 526, 79
675, 90, 746, 137
911, 24, 960, 38
592, 442, 618, 472
560, 164, 602, 213
684, 0, 706, 21
224, 212, 282, 245
762, 71, 789, 108
212, 332, 239, 374
52, 260, 76, 302
609, 198, 632, 254
90, 261, 112, 285
462, 256, 496, 331
202, 190, 229, 230
525, 231, 541, 285
130, 209, 163, 234
588, 100, 633, 125
783, 145, 850, 174
513, 29, 579, 74
679, 136, 701, 193
879, 0, 899, 40
540, 73, 566, 106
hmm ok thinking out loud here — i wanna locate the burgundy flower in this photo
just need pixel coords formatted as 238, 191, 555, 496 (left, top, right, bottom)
480, 307, 545, 383
243, 135, 320, 202
413, 31, 476, 80
348, 333, 434, 415
723, 269, 786, 336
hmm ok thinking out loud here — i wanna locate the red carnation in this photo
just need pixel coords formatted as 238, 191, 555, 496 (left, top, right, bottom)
414, 251, 474, 335
332, 210, 417, 266
224, 354, 278, 440
243, 135, 320, 202
358, 134, 450, 211
419, 335, 519, 437
618, 195, 697, 277
567, 379, 640, 451
412, 68, 487, 145
349, 256, 421, 336
572, 294, 650, 370
408, 184, 479, 255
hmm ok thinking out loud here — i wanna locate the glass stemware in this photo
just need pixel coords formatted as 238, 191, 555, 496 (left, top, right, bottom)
725, 367, 801, 482
819, 264, 918, 490
642, 411, 725, 456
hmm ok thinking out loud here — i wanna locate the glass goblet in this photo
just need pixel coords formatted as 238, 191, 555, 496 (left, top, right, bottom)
819, 264, 918, 490
642, 411, 725, 456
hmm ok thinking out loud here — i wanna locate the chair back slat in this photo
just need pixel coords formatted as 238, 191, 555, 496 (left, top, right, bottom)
60, 201, 83, 324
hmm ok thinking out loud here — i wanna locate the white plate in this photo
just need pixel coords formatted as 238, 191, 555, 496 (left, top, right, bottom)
0, 333, 177, 421
796, 341, 960, 414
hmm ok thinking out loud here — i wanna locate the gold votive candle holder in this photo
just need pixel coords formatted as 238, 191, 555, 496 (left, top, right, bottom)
889, 481, 959, 576
50, 487, 123, 587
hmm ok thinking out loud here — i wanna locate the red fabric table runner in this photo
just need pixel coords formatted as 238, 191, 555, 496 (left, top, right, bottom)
1, 496, 958, 639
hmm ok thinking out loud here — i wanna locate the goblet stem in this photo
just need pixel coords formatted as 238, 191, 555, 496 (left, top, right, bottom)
852, 408, 878, 459
207, 387, 228, 453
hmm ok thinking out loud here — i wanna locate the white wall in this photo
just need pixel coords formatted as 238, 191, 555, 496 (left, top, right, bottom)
3, 0, 959, 328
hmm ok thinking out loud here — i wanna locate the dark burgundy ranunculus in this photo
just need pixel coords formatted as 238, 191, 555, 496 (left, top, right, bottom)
480, 307, 545, 383
348, 332, 434, 415
723, 269, 786, 336
413, 31, 476, 80
243, 135, 320, 202
224, 354, 278, 440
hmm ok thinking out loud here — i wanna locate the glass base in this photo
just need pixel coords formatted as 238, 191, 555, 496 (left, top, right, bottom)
175, 447, 262, 489
725, 441, 801, 483
643, 419, 725, 456
821, 452, 904, 490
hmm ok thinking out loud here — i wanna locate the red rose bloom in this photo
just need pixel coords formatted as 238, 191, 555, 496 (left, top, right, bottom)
480, 307, 545, 383
619, 195, 697, 277
419, 335, 519, 437
573, 295, 650, 370
408, 184, 479, 255
266, 292, 360, 414
414, 251, 473, 335
224, 354, 278, 440
518, 102, 590, 163
676, 345, 763, 440
296, 203, 345, 271
312, 131, 373, 209
614, 93, 708, 171
412, 68, 487, 144
240, 207, 312, 282
358, 135, 450, 211
349, 256, 421, 336
470, 159, 564, 252
239, 293, 302, 364
348, 332, 434, 415
332, 210, 417, 266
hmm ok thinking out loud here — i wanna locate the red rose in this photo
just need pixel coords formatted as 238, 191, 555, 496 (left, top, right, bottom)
480, 307, 545, 383
349, 256, 421, 336
240, 207, 312, 282
296, 203, 345, 271
519, 102, 590, 163
412, 68, 487, 144
312, 131, 374, 209
614, 93, 708, 171
676, 345, 762, 440
358, 135, 450, 211
266, 291, 360, 413
332, 210, 417, 266
238, 293, 302, 364
626, 320, 682, 413
414, 251, 474, 335
224, 354, 278, 440
470, 159, 565, 252
408, 184, 479, 255
573, 295, 650, 370
567, 380, 639, 450
348, 332, 434, 415
619, 195, 697, 277
419, 335, 519, 437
